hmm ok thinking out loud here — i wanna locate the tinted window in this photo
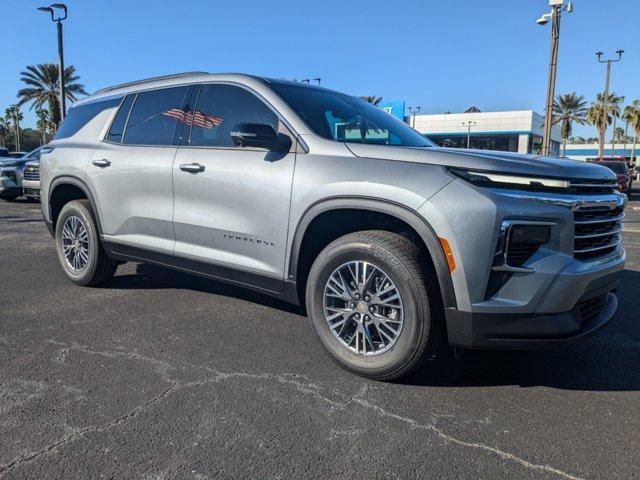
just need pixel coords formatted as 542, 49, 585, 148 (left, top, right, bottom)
107, 94, 135, 143
600, 162, 627, 174
124, 86, 189, 145
189, 84, 278, 147
54, 97, 122, 140
271, 83, 434, 147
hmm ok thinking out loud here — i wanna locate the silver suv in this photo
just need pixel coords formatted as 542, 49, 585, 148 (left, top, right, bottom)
40, 73, 625, 380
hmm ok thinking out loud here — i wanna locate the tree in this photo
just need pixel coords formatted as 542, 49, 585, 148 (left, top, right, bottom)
17, 63, 88, 131
612, 127, 625, 143
552, 93, 587, 156
586, 92, 624, 158
359, 95, 382, 106
0, 115, 9, 148
5, 106, 23, 151
35, 108, 51, 144
623, 100, 640, 167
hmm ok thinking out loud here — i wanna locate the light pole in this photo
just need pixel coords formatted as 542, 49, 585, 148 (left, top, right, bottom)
313, 78, 321, 86
38, 3, 68, 121
407, 106, 421, 129
537, 0, 573, 157
462, 121, 477, 149
596, 50, 624, 159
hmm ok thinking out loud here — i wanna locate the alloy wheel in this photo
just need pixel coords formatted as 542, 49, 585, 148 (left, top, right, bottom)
61, 215, 90, 272
323, 260, 404, 356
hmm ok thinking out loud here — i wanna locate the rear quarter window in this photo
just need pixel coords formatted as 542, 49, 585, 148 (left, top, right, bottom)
54, 97, 122, 140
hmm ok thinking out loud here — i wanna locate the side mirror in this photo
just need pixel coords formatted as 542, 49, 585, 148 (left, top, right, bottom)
231, 123, 287, 151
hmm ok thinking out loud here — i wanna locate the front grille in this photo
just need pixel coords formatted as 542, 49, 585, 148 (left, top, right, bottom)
579, 294, 608, 322
574, 206, 624, 261
23, 165, 39, 181
569, 179, 618, 195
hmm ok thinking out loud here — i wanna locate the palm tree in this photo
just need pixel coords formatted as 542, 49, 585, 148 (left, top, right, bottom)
35, 108, 51, 144
613, 126, 625, 143
0, 116, 10, 148
552, 93, 587, 156
586, 92, 623, 158
608, 94, 625, 156
623, 100, 640, 167
5, 106, 23, 151
17, 63, 88, 131
359, 95, 382, 106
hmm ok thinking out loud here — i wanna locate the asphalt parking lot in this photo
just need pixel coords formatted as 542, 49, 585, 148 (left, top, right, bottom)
1, 193, 639, 480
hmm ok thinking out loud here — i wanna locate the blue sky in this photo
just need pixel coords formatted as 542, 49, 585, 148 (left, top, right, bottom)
2, 0, 639, 139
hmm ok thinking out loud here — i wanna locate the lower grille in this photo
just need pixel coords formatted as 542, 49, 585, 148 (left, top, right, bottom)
23, 165, 39, 181
579, 294, 608, 322
574, 206, 624, 261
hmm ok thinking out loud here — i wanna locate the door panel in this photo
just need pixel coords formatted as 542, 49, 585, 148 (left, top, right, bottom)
172, 147, 295, 284
87, 143, 177, 253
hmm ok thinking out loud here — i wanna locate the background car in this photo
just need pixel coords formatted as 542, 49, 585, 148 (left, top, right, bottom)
22, 156, 41, 200
0, 146, 43, 201
594, 160, 633, 195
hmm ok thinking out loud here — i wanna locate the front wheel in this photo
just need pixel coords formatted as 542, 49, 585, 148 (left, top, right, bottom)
305, 231, 442, 381
55, 199, 117, 286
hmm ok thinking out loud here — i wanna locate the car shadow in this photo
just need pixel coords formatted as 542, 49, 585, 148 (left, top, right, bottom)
110, 262, 640, 392
108, 263, 305, 316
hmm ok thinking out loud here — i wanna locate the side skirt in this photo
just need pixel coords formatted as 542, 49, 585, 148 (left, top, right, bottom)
102, 241, 301, 306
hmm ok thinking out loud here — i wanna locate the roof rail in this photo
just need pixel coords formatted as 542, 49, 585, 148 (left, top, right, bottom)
93, 71, 209, 95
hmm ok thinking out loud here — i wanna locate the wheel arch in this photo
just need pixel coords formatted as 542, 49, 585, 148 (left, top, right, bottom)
48, 176, 103, 236
288, 197, 457, 310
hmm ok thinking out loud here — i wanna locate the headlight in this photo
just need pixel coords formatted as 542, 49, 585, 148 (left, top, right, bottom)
448, 167, 569, 190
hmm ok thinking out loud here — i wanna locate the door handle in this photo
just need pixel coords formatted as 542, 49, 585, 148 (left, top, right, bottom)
92, 159, 111, 168
179, 163, 205, 173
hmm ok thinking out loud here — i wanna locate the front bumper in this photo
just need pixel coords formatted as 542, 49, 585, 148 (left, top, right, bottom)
446, 285, 619, 349
21, 179, 40, 198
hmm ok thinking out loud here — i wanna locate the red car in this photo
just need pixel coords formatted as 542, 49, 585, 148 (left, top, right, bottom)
594, 160, 633, 194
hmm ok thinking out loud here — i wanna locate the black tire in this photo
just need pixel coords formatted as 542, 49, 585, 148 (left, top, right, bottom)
305, 231, 442, 381
55, 199, 116, 286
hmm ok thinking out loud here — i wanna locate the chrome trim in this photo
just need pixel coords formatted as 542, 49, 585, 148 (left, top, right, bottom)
492, 220, 555, 273
491, 188, 626, 211
574, 236, 622, 254
574, 213, 625, 225
574, 225, 623, 239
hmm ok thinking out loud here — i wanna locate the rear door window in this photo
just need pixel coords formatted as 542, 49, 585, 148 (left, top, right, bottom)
107, 94, 135, 143
123, 86, 189, 145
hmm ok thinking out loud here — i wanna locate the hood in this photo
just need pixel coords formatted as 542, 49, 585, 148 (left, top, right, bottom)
346, 145, 616, 181
0, 158, 27, 168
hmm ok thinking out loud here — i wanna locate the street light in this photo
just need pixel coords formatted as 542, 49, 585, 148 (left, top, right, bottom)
313, 78, 321, 86
537, 0, 573, 157
407, 106, 421, 129
462, 121, 477, 149
596, 50, 624, 159
38, 3, 68, 120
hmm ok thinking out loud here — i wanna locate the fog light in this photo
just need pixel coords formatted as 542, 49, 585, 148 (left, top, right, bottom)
494, 223, 552, 271
509, 225, 550, 245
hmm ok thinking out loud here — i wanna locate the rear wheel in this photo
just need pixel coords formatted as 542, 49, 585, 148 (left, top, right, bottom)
306, 231, 442, 381
55, 199, 116, 286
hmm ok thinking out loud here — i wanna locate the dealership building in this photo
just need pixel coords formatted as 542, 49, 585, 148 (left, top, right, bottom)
377, 102, 562, 156
563, 143, 637, 162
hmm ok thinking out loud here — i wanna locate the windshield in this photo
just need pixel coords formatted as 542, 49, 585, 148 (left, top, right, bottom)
24, 147, 43, 160
600, 162, 627, 174
271, 83, 434, 147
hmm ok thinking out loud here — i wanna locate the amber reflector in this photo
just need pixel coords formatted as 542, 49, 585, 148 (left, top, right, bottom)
438, 237, 456, 273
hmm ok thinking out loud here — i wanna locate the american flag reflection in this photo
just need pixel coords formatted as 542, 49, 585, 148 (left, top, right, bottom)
163, 109, 223, 129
